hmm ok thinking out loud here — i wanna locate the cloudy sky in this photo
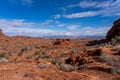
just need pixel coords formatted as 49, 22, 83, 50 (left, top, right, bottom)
0, 0, 119, 37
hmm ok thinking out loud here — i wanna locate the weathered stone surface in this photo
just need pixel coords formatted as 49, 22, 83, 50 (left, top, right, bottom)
106, 18, 120, 40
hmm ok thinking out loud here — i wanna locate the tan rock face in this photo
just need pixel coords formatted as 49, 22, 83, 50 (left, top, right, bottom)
106, 19, 120, 40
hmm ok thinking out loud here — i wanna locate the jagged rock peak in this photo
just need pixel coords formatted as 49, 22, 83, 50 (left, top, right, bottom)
106, 18, 120, 40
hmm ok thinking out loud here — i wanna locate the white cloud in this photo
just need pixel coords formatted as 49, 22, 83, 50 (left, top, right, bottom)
54, 14, 61, 19
67, 0, 97, 9
100, 0, 120, 16
0, 19, 110, 37
3, 27, 56, 37
21, 0, 33, 5
61, 0, 120, 18
67, 0, 113, 9
0, 19, 34, 28
79, 0, 113, 8
79, 1, 97, 8
81, 27, 110, 36
68, 25, 79, 30
9, 0, 33, 6
2, 26, 110, 37
63, 11, 99, 18
58, 24, 65, 27
41, 20, 53, 25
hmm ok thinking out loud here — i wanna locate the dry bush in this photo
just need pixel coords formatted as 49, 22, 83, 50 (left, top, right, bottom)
111, 45, 120, 51
99, 52, 120, 74
38, 63, 51, 69
59, 64, 77, 72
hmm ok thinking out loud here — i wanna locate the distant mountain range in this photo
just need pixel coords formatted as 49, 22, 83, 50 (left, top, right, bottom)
42, 35, 105, 39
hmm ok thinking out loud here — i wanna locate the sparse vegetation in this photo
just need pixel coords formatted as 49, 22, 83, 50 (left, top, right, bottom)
0, 53, 6, 58
99, 52, 120, 74
0, 58, 9, 62
0, 18, 120, 80
38, 63, 51, 69
111, 36, 120, 45
24, 73, 34, 78
26, 55, 33, 59
34, 50, 40, 55
111, 45, 120, 51
0, 53, 9, 62
51, 58, 65, 65
59, 64, 77, 72
18, 47, 28, 56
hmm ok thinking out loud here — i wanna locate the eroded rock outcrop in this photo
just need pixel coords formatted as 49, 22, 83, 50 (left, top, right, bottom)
0, 29, 5, 36
106, 18, 120, 40
53, 39, 73, 47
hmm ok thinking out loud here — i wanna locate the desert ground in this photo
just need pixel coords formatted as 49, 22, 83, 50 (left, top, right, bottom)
0, 19, 120, 80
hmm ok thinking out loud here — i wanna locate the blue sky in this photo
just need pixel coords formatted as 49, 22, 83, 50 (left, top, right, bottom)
0, 0, 119, 37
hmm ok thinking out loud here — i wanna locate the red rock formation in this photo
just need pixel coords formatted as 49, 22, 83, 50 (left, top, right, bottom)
53, 39, 73, 46
0, 29, 5, 36
106, 18, 120, 40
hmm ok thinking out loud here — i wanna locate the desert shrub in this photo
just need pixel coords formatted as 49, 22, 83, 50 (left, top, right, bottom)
18, 52, 23, 56
111, 38, 117, 44
99, 52, 119, 67
110, 67, 120, 74
111, 45, 120, 51
59, 64, 77, 72
0, 58, 9, 62
111, 36, 120, 44
115, 36, 120, 41
60, 63, 87, 72
0, 53, 6, 58
60, 53, 67, 58
24, 73, 34, 78
78, 63, 88, 70
38, 63, 51, 69
35, 55, 41, 60
18, 47, 28, 56
99, 52, 120, 74
51, 58, 65, 65
34, 50, 40, 55
26, 56, 33, 59
71, 49, 78, 55
99, 52, 111, 62
0, 53, 9, 62
21, 47, 28, 52
34, 45, 41, 49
